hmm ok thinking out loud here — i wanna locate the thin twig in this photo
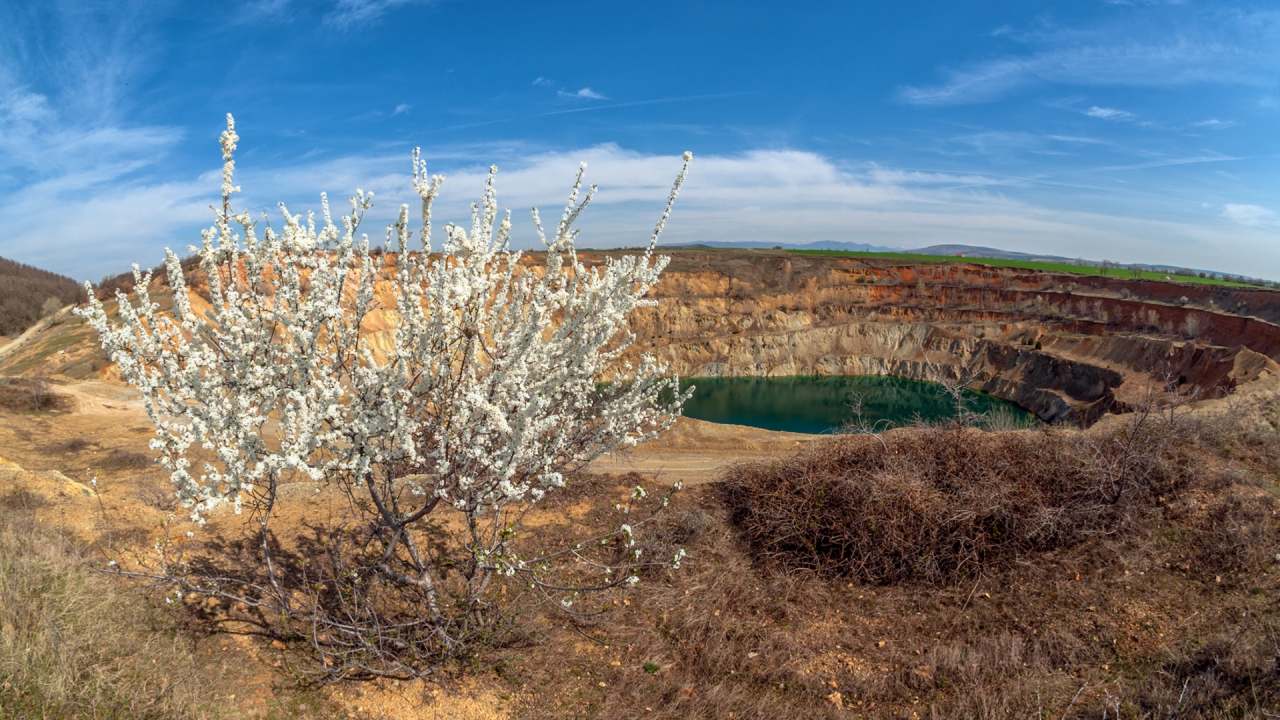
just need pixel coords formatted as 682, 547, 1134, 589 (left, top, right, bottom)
1059, 682, 1087, 720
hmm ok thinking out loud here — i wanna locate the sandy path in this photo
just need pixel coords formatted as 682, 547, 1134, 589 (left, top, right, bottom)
0, 305, 75, 361
588, 417, 817, 483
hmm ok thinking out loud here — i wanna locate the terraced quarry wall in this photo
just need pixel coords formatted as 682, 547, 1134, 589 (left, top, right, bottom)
624, 251, 1280, 425
3, 249, 1276, 426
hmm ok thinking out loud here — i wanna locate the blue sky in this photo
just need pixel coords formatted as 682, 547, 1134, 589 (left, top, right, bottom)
2, 0, 1279, 281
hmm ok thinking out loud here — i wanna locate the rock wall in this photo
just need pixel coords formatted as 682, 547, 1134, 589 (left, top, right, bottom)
619, 251, 1280, 425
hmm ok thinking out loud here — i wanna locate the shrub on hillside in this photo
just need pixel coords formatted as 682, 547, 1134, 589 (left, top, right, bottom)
722, 416, 1193, 585
79, 114, 694, 678
0, 377, 67, 413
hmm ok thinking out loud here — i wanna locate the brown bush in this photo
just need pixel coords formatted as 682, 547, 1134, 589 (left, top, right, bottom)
721, 420, 1190, 585
51, 437, 93, 453
1102, 626, 1280, 718
0, 377, 68, 413
102, 448, 153, 470
1194, 489, 1277, 573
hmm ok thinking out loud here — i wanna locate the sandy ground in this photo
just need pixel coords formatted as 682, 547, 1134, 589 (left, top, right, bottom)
587, 416, 817, 483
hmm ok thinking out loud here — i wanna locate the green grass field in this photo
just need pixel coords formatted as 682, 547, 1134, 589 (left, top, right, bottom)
785, 249, 1269, 289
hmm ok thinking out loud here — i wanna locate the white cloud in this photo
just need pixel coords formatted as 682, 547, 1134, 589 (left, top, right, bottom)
1222, 203, 1275, 226
1047, 134, 1109, 144
393, 103, 410, 115
532, 76, 554, 87
1193, 118, 1235, 128
558, 87, 606, 100
5, 131, 1279, 280
236, 0, 291, 21
216, 144, 1280, 279
899, 11, 1280, 105
1085, 106, 1136, 121
326, 0, 431, 28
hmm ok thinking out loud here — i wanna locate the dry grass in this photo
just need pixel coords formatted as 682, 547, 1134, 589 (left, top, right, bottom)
4, 373, 1278, 718
486, 406, 1280, 719
0, 493, 224, 719
720, 421, 1189, 585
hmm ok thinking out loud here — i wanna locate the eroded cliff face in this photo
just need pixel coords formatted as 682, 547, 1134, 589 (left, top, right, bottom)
618, 251, 1280, 425
5, 249, 1276, 427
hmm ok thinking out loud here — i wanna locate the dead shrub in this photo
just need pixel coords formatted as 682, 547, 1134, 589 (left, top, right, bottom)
134, 482, 179, 512
0, 376, 67, 413
51, 437, 92, 453
1103, 625, 1280, 718
721, 421, 1189, 585
634, 505, 716, 574
102, 448, 153, 470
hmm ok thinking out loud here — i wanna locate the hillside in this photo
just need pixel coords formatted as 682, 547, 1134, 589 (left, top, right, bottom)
679, 242, 1275, 285
0, 256, 84, 337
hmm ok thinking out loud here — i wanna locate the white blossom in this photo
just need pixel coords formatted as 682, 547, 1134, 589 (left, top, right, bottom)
78, 114, 694, 529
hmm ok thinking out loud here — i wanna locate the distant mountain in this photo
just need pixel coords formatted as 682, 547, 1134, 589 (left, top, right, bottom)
665, 240, 900, 253
907, 244, 1077, 262
660, 241, 1265, 283
904, 245, 1250, 280
0, 256, 85, 337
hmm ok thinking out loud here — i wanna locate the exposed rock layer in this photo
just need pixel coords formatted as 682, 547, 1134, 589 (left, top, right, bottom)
622, 251, 1279, 425
4, 249, 1276, 426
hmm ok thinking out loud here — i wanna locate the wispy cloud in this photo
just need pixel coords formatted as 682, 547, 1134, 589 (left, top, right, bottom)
1222, 203, 1275, 226
442, 92, 744, 131
1105, 0, 1187, 5
393, 103, 410, 115
532, 76, 554, 87
1047, 135, 1109, 144
171, 144, 1280, 280
236, 0, 291, 22
1194, 118, 1236, 128
899, 10, 1280, 105
1085, 106, 1136, 121
326, 0, 434, 28
5, 130, 1279, 279
558, 87, 606, 100
0, 3, 199, 279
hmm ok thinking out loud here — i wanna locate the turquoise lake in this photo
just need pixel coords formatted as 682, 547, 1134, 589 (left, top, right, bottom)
675, 376, 1036, 434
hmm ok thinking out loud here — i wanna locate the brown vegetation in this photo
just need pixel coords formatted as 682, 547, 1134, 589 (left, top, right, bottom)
3, 243, 1280, 716
0, 377, 1277, 718
0, 376, 69, 413
487, 396, 1280, 719
720, 418, 1189, 585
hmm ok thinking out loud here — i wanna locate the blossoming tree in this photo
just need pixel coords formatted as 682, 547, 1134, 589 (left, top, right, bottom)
80, 115, 692, 677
